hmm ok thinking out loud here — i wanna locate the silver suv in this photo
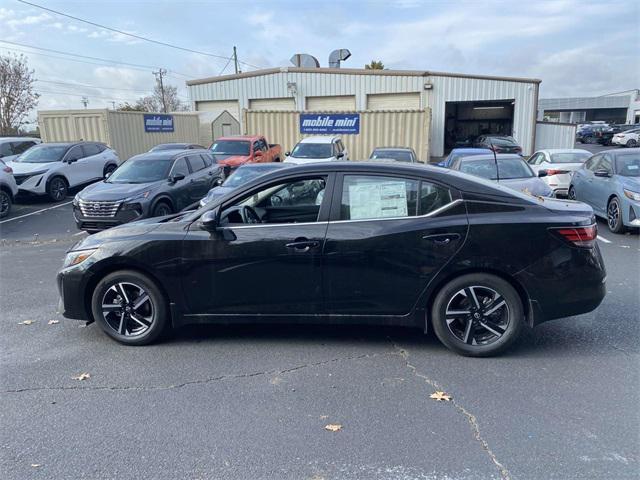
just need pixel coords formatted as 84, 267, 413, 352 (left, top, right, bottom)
0, 159, 19, 218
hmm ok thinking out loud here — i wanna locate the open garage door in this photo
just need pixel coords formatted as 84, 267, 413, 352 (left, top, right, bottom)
444, 100, 514, 152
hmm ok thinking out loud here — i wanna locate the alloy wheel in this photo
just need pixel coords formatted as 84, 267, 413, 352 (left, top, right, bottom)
608, 200, 620, 231
568, 186, 576, 200
445, 286, 510, 346
0, 191, 10, 217
101, 282, 154, 337
50, 178, 67, 201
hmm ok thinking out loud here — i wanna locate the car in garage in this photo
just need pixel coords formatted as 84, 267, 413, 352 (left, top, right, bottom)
369, 147, 417, 163
285, 136, 348, 164
150, 143, 206, 152
58, 161, 605, 357
527, 149, 591, 198
449, 154, 553, 197
73, 149, 222, 232
5, 142, 120, 201
473, 135, 522, 155
611, 128, 640, 148
569, 148, 640, 233
0, 158, 19, 219
0, 137, 41, 162
199, 162, 291, 207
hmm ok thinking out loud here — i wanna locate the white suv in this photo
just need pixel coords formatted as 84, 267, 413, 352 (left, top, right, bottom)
0, 137, 41, 162
0, 158, 19, 218
6, 142, 120, 201
284, 136, 349, 164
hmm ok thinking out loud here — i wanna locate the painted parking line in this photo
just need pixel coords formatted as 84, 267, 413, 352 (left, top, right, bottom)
597, 236, 612, 244
0, 201, 73, 224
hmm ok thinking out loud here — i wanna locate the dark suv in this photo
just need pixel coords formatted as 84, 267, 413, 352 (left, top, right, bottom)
73, 149, 222, 232
473, 135, 522, 154
576, 124, 608, 144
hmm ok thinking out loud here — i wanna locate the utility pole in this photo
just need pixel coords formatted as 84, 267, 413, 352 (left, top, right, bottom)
153, 68, 168, 113
81, 96, 89, 109
111, 101, 116, 110
233, 46, 239, 74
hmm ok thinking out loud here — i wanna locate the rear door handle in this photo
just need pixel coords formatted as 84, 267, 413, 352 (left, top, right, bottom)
422, 233, 461, 245
285, 238, 320, 252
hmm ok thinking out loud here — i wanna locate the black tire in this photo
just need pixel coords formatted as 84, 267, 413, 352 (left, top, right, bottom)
568, 185, 577, 200
431, 273, 524, 357
103, 163, 117, 177
607, 197, 626, 234
0, 189, 12, 219
626, 139, 637, 148
91, 270, 169, 346
47, 176, 68, 202
152, 201, 172, 217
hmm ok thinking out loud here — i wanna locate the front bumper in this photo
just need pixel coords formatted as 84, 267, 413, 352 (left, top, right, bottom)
57, 265, 93, 321
14, 173, 47, 195
73, 204, 147, 232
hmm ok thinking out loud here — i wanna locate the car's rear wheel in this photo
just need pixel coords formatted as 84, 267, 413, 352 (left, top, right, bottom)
152, 201, 172, 217
607, 197, 625, 233
91, 270, 169, 345
568, 185, 577, 200
47, 176, 68, 202
0, 189, 12, 218
431, 274, 524, 357
626, 139, 637, 148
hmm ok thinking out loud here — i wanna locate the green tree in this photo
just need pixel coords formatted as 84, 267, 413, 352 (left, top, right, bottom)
364, 60, 385, 70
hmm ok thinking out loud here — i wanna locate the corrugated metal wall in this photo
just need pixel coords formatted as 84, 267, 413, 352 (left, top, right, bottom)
106, 111, 200, 161
39, 109, 109, 144
534, 122, 577, 151
244, 110, 430, 162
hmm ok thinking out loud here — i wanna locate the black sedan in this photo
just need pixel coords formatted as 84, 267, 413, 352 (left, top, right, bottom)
58, 162, 606, 356
73, 149, 222, 232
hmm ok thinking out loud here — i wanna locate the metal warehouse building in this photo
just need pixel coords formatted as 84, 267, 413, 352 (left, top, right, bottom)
538, 90, 640, 125
187, 67, 541, 158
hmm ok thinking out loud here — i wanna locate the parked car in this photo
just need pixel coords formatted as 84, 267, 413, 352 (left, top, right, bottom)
449, 154, 553, 197
598, 125, 638, 146
576, 124, 609, 144
58, 162, 606, 356
199, 163, 291, 207
285, 136, 348, 164
527, 149, 591, 197
437, 148, 492, 167
150, 143, 206, 152
0, 137, 41, 162
473, 135, 522, 154
210, 136, 282, 173
611, 127, 640, 148
73, 149, 222, 233
569, 148, 640, 233
369, 147, 417, 163
6, 142, 120, 201
0, 158, 19, 219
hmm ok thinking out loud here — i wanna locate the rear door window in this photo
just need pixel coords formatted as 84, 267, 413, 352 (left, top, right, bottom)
82, 143, 101, 157
171, 157, 191, 177
340, 175, 419, 220
187, 154, 206, 172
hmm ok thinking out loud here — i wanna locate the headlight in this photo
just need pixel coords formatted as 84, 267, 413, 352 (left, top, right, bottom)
73, 193, 80, 206
623, 189, 640, 202
63, 249, 97, 268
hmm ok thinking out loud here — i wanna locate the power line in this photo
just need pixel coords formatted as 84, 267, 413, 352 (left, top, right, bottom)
35, 89, 141, 103
16, 0, 263, 69
0, 39, 192, 78
34, 79, 190, 100
218, 54, 233, 76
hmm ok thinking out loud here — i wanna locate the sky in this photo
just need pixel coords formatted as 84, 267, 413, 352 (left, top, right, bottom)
1, 0, 638, 124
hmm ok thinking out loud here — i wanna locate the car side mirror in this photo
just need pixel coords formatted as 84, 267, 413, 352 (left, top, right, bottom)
199, 208, 220, 231
593, 169, 611, 178
66, 157, 79, 163
214, 177, 224, 187
537, 170, 548, 177
336, 152, 344, 159
169, 173, 185, 183
285, 151, 290, 156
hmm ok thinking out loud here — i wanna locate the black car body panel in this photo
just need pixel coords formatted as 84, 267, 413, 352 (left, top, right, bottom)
58, 162, 606, 332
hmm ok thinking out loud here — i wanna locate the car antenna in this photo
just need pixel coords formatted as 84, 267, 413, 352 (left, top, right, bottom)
489, 140, 500, 181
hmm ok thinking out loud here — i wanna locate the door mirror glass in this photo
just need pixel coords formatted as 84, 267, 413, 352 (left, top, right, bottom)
537, 170, 548, 177
199, 209, 220, 231
170, 173, 186, 183
336, 152, 344, 159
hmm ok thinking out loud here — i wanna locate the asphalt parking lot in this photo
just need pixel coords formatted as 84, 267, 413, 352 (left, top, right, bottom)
1, 145, 639, 480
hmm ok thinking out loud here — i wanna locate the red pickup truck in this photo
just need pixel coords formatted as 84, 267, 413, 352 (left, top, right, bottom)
209, 135, 282, 170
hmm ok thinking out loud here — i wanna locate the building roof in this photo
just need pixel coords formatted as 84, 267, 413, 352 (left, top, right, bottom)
186, 67, 541, 87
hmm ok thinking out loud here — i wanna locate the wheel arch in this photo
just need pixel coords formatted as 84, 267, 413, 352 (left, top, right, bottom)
46, 173, 69, 189
0, 183, 14, 200
151, 195, 174, 212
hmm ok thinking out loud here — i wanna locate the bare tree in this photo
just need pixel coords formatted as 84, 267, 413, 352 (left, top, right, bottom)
132, 81, 189, 113
0, 54, 39, 135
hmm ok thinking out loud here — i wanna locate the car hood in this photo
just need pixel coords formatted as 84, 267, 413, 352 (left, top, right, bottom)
546, 162, 584, 172
498, 177, 553, 197
617, 175, 640, 191
214, 155, 251, 166
78, 180, 163, 201
72, 220, 163, 249
5, 161, 57, 174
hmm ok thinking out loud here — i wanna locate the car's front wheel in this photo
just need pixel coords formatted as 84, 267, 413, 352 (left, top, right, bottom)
607, 197, 625, 233
431, 274, 524, 357
91, 270, 169, 345
152, 201, 172, 217
568, 185, 577, 200
0, 189, 12, 218
47, 176, 68, 202
626, 139, 637, 148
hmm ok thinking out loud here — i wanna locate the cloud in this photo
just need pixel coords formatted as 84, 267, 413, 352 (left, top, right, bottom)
87, 30, 141, 45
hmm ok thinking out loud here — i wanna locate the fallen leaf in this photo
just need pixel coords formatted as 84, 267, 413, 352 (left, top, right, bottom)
31, 464, 41, 468
319, 415, 328, 420
324, 423, 342, 432
72, 373, 90, 381
48, 320, 60, 325
430, 391, 452, 402
18, 320, 34, 325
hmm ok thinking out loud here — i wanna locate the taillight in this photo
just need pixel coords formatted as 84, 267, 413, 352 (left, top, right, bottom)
3, 166, 12, 174
546, 169, 570, 176
552, 224, 597, 247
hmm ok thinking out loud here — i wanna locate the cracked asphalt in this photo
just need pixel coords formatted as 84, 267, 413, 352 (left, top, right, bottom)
1, 204, 639, 479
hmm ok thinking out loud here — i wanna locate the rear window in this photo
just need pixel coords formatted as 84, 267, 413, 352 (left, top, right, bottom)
486, 137, 518, 146
550, 152, 591, 163
460, 158, 534, 180
616, 153, 640, 177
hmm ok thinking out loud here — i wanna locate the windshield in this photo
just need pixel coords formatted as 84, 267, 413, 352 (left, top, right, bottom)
107, 157, 173, 183
15, 145, 67, 163
210, 140, 250, 156
291, 143, 333, 159
550, 152, 591, 164
616, 153, 640, 177
370, 150, 413, 162
460, 158, 534, 180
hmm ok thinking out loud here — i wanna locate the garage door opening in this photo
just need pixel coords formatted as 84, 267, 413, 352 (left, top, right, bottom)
444, 100, 514, 152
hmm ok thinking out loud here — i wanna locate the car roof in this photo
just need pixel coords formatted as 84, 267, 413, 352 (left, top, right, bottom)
236, 162, 290, 169
609, 147, 640, 157
373, 146, 414, 151
0, 137, 40, 142
216, 135, 261, 141
450, 148, 491, 154
536, 149, 591, 154
131, 149, 210, 160
298, 136, 339, 144
459, 154, 524, 162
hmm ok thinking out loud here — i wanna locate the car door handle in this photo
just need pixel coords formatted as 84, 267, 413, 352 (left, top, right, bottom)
285, 239, 320, 252
422, 233, 461, 245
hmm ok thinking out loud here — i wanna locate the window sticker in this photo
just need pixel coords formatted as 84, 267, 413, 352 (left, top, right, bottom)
348, 181, 408, 219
